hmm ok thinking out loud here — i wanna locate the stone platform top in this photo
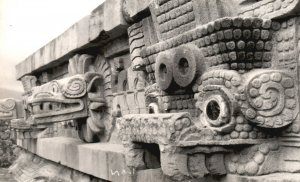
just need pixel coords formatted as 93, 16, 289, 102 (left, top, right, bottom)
16, 0, 152, 80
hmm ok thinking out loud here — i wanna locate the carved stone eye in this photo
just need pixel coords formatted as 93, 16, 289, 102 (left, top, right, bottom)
197, 85, 238, 133
206, 100, 220, 121
50, 82, 60, 93
203, 95, 229, 127
172, 46, 198, 88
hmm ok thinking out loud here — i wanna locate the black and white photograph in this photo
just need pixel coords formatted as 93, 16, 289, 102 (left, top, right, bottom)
0, 0, 300, 181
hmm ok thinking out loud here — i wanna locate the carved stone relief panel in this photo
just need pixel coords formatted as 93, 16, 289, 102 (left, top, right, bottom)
11, 0, 300, 181
115, 0, 300, 180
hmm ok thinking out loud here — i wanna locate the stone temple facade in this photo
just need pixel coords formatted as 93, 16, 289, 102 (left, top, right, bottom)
2, 0, 300, 181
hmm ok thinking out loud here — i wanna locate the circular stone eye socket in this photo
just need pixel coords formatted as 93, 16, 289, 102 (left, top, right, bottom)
178, 58, 189, 75
206, 100, 220, 121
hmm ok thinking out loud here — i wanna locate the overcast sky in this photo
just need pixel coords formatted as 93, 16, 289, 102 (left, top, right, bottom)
0, 0, 104, 92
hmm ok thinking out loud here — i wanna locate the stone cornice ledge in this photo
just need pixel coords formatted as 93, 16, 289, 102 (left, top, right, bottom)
15, 0, 152, 80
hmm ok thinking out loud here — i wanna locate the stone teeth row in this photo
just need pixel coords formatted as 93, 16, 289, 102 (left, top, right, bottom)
285, 124, 300, 134
227, 142, 279, 175
29, 102, 74, 113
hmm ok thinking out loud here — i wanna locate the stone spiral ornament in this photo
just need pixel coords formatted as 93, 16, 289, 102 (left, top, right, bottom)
63, 77, 86, 98
243, 71, 297, 128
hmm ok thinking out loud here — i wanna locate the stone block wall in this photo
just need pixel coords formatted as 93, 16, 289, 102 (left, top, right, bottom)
0, 120, 16, 167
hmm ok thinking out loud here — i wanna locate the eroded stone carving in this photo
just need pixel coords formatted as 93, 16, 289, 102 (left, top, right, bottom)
0, 99, 23, 121
12, 0, 300, 181
68, 54, 113, 143
20, 54, 112, 143
0, 99, 24, 167
116, 0, 300, 181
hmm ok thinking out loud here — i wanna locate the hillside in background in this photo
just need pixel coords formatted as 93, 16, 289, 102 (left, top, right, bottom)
0, 87, 22, 99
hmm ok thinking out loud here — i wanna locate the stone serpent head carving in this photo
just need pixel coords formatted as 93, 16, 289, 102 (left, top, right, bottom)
0, 99, 23, 120
27, 75, 88, 122
26, 54, 112, 143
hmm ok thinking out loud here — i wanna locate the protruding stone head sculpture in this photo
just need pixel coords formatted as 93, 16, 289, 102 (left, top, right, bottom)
0, 98, 24, 121
24, 54, 112, 143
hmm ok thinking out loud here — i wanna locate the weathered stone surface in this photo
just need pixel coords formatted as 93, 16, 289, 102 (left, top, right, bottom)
0, 99, 24, 120
104, 0, 128, 34
122, 0, 152, 22
9, 148, 100, 182
15, 137, 185, 182
20, 54, 114, 143
35, 137, 129, 181
0, 99, 24, 168
0, 168, 16, 182
11, 0, 300, 181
